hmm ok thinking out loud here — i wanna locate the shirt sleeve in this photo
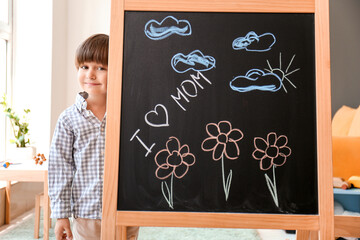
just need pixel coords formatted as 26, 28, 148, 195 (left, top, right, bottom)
48, 113, 75, 218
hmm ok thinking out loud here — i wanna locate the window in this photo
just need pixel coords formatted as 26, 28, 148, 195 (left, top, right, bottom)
0, 0, 12, 160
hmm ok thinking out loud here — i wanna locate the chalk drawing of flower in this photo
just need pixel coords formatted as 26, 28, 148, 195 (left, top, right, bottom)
252, 132, 291, 171
252, 132, 292, 207
201, 120, 244, 161
154, 136, 196, 209
201, 120, 244, 200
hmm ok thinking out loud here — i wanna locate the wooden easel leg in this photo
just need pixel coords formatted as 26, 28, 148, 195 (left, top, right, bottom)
310, 231, 319, 240
296, 230, 310, 240
5, 181, 11, 224
116, 226, 127, 240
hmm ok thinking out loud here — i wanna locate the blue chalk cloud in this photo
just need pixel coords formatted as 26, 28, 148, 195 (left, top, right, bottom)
144, 16, 192, 40
232, 31, 276, 52
229, 69, 282, 93
171, 50, 216, 73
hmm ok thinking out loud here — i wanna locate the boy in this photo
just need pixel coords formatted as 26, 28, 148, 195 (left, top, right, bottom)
49, 34, 139, 240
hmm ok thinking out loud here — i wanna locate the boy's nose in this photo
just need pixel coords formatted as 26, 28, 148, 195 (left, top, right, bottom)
87, 69, 96, 79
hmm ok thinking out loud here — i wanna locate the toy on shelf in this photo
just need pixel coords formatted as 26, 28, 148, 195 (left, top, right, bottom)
333, 177, 351, 189
348, 176, 360, 188
33, 153, 47, 165
332, 105, 360, 180
1, 161, 22, 168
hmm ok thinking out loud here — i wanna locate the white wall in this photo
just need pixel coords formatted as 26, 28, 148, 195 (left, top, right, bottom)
330, 0, 360, 115
65, 0, 111, 108
10, 0, 110, 156
12, 0, 52, 155
50, 0, 68, 136
51, 0, 111, 137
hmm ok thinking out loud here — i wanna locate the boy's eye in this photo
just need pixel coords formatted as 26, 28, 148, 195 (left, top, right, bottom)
80, 65, 88, 70
98, 67, 107, 71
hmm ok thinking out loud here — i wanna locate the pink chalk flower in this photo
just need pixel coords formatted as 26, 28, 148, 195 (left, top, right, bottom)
252, 132, 292, 171
201, 120, 244, 201
155, 136, 196, 180
201, 120, 244, 161
154, 136, 196, 209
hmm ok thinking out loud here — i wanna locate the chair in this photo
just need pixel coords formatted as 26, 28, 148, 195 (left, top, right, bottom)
34, 192, 51, 238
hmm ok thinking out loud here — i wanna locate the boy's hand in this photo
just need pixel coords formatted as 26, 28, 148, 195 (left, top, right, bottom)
55, 218, 73, 240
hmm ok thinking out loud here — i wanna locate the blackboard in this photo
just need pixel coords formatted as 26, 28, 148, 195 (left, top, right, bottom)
118, 11, 317, 214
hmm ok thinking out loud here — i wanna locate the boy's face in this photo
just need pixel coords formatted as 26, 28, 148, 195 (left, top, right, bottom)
77, 61, 108, 97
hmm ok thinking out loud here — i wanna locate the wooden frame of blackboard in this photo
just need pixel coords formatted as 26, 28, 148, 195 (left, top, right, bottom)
101, 0, 333, 239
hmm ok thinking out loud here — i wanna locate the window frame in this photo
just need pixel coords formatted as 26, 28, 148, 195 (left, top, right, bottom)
0, 0, 13, 160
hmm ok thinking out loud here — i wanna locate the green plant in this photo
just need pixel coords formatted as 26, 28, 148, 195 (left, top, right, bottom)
0, 94, 31, 147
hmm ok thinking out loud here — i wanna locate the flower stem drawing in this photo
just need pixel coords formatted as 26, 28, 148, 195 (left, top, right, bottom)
161, 172, 174, 209
264, 165, 278, 207
221, 155, 233, 200
201, 120, 243, 201
154, 136, 196, 209
252, 132, 292, 207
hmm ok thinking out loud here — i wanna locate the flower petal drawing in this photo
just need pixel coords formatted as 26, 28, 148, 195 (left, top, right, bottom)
155, 149, 170, 168
260, 156, 273, 171
178, 144, 190, 155
254, 137, 267, 151
182, 153, 196, 166
155, 164, 173, 180
166, 137, 180, 154
279, 146, 291, 156
218, 120, 232, 134
201, 137, 218, 151
206, 123, 220, 137
267, 132, 277, 146
273, 154, 287, 166
174, 164, 189, 179
252, 132, 292, 171
276, 135, 288, 147
224, 140, 240, 160
252, 149, 265, 160
144, 16, 192, 40
213, 143, 225, 161
228, 129, 244, 142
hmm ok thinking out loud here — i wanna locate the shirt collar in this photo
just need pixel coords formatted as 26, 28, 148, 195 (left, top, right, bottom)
75, 91, 89, 113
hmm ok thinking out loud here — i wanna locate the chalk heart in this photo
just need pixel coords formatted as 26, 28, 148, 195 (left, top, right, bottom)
145, 104, 169, 128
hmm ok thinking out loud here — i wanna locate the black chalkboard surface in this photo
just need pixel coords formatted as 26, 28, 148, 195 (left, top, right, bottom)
118, 11, 317, 214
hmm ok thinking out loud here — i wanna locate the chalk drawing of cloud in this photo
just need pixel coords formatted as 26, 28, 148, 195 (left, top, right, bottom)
144, 16, 192, 40
229, 69, 282, 93
232, 31, 276, 52
171, 50, 216, 73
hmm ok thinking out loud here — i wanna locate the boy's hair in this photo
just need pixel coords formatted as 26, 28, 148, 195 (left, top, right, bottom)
75, 34, 109, 68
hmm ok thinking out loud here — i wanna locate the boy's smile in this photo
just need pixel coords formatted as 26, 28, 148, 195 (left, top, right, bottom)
77, 61, 108, 97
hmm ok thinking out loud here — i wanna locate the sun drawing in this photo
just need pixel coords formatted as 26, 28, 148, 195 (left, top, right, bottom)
264, 53, 300, 93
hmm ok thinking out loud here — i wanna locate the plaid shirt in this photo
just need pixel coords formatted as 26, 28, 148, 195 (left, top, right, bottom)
48, 92, 106, 219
